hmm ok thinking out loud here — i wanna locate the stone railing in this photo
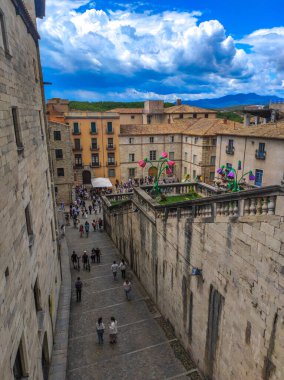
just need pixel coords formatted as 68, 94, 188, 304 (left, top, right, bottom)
103, 193, 133, 207
103, 184, 284, 223
141, 182, 222, 198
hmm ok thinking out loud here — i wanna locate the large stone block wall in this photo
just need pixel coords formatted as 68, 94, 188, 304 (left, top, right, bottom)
105, 203, 284, 380
0, 1, 61, 379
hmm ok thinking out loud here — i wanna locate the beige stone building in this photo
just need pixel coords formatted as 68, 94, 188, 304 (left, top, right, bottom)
112, 100, 217, 125
48, 121, 74, 204
0, 1, 61, 379
216, 121, 284, 187
119, 119, 238, 183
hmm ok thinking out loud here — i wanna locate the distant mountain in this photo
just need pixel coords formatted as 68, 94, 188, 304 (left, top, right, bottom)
184, 93, 284, 109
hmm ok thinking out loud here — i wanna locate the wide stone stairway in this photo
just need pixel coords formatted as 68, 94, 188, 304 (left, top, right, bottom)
65, 214, 201, 380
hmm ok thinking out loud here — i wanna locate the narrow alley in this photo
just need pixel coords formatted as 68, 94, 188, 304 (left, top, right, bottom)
64, 210, 201, 380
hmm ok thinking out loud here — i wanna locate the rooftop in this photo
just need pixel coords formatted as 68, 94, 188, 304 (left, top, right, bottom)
120, 119, 240, 137
109, 108, 143, 114
164, 105, 216, 114
218, 121, 284, 140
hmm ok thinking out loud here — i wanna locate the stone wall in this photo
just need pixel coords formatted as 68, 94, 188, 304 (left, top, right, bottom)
0, 1, 61, 379
103, 187, 284, 380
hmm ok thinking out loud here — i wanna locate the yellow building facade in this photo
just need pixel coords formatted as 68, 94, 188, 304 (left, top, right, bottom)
65, 112, 121, 185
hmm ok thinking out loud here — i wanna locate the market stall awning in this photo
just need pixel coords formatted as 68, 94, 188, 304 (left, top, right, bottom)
91, 178, 113, 188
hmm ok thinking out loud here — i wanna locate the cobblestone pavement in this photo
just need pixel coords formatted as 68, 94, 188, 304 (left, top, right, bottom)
65, 209, 201, 380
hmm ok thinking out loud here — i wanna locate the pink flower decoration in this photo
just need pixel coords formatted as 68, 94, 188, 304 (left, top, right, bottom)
166, 168, 172, 175
168, 160, 175, 167
138, 160, 146, 168
161, 152, 168, 158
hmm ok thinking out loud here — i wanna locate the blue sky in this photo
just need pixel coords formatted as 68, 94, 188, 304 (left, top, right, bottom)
39, 0, 284, 101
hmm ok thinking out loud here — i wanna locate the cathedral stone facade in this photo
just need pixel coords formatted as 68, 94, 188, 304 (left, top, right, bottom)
0, 1, 61, 379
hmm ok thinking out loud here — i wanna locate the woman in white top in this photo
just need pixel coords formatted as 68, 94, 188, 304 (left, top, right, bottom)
109, 316, 118, 344
96, 317, 105, 344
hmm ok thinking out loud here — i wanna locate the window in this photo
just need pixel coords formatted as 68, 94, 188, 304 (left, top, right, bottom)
170, 135, 174, 143
33, 278, 42, 312
150, 150, 156, 160
129, 138, 134, 144
12, 107, 23, 150
25, 204, 33, 237
210, 156, 216, 165
193, 113, 197, 119
55, 149, 63, 159
74, 139, 81, 150
33, 59, 38, 82
184, 152, 188, 161
129, 168, 136, 177
147, 115, 151, 124
259, 142, 265, 152
209, 172, 215, 180
129, 153, 135, 162
91, 138, 98, 149
54, 186, 58, 194
108, 169, 115, 177
149, 137, 154, 143
228, 139, 234, 149
73, 122, 80, 134
255, 169, 263, 187
179, 114, 184, 119
91, 122, 97, 133
0, 9, 10, 56
226, 163, 232, 169
169, 152, 174, 160
39, 111, 44, 139
74, 154, 82, 166
185, 137, 188, 142
184, 167, 187, 175
108, 138, 114, 148
54, 131, 61, 141
91, 153, 99, 166
205, 113, 209, 118
193, 170, 196, 178
57, 168, 64, 176
107, 122, 113, 133
108, 153, 115, 164
13, 340, 28, 379
212, 138, 217, 146
194, 137, 198, 144
131, 115, 135, 119
193, 154, 197, 164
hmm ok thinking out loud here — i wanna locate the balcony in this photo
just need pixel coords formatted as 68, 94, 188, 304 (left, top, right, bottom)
255, 149, 266, 160
91, 162, 101, 168
106, 129, 114, 135
90, 145, 99, 151
72, 130, 81, 135
73, 164, 83, 169
107, 161, 117, 167
72, 146, 83, 151
106, 144, 115, 150
90, 130, 97, 135
226, 146, 235, 155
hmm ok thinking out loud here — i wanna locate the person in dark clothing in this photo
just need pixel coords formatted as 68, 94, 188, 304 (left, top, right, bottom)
71, 251, 78, 269
95, 247, 101, 263
82, 251, 88, 270
91, 248, 96, 263
85, 221, 90, 237
75, 277, 83, 302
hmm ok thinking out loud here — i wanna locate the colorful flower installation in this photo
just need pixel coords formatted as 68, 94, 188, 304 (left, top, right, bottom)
138, 152, 175, 194
216, 160, 255, 192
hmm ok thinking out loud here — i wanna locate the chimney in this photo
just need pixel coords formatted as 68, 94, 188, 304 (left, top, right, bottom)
176, 99, 182, 106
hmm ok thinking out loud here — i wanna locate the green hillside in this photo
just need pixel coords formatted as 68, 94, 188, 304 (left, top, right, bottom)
70, 101, 174, 112
216, 111, 244, 123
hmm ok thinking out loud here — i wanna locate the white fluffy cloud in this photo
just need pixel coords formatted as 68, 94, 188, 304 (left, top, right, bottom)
39, 1, 284, 99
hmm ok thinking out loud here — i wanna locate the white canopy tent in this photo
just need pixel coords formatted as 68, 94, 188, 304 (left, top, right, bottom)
91, 177, 113, 188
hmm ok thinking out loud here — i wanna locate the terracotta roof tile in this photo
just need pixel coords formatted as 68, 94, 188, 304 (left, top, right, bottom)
120, 119, 240, 136
218, 121, 284, 139
164, 105, 216, 114
109, 108, 143, 114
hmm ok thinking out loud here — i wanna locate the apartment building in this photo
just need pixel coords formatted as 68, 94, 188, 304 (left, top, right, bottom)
216, 122, 284, 187
119, 119, 238, 183
0, 1, 61, 379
